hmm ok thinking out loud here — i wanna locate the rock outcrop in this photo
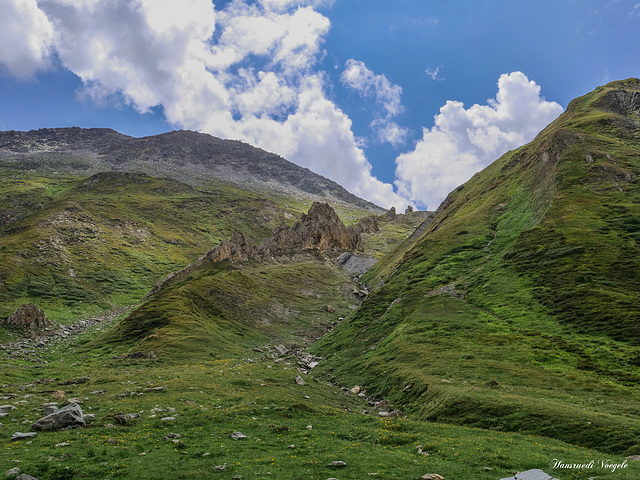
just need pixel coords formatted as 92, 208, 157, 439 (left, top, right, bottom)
259, 202, 361, 257
4, 304, 52, 335
385, 206, 397, 221
31, 402, 85, 430
148, 202, 363, 297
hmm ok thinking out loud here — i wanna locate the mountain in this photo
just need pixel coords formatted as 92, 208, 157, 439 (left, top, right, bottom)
1, 83, 639, 480
311, 78, 640, 453
0, 128, 389, 327
0, 127, 382, 211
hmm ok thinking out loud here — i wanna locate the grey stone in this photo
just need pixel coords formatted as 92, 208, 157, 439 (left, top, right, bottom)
0, 405, 16, 414
31, 402, 85, 431
5, 468, 20, 476
294, 375, 307, 386
44, 405, 59, 416
327, 461, 347, 468
499, 469, 559, 480
15, 474, 40, 480
11, 432, 37, 441
229, 431, 247, 440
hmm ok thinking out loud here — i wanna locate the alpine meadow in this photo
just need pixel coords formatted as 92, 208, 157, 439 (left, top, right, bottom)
1, 78, 640, 480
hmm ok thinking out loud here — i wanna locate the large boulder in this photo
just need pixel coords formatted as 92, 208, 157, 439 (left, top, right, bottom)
4, 304, 52, 334
31, 403, 85, 431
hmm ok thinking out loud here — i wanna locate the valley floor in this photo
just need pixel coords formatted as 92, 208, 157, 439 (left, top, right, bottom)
1, 310, 638, 480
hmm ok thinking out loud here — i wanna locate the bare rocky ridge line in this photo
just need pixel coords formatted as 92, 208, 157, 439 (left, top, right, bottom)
0, 127, 385, 213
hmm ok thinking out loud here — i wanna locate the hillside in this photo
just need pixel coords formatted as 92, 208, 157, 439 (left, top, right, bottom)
311, 78, 640, 454
1, 82, 640, 480
0, 128, 390, 331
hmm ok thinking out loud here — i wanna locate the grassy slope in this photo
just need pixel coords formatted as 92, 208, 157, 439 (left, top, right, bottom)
0, 168, 374, 331
1, 325, 637, 480
311, 79, 640, 454
86, 258, 363, 359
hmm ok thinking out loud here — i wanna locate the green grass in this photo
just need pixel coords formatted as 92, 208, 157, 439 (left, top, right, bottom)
311, 79, 640, 455
1, 330, 637, 480
0, 170, 378, 329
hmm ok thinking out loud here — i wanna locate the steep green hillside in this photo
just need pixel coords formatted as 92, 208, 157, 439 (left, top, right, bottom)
87, 258, 362, 359
312, 79, 640, 454
0, 169, 376, 329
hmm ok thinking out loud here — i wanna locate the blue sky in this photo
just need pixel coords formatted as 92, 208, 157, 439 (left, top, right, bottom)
1, 0, 638, 209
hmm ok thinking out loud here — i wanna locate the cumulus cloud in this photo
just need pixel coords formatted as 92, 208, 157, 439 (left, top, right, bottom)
395, 72, 564, 210
0, 0, 55, 77
341, 59, 408, 146
2, 0, 406, 208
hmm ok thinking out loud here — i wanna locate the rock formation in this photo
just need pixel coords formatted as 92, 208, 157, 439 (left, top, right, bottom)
258, 202, 362, 257
148, 202, 363, 297
385, 206, 397, 221
4, 304, 52, 335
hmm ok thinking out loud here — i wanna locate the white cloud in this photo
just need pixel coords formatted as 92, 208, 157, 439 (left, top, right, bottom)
395, 72, 564, 210
425, 65, 444, 81
629, 3, 640, 18
341, 59, 408, 146
0, 0, 404, 208
0, 0, 55, 77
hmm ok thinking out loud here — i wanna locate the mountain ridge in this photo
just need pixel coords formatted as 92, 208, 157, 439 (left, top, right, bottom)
0, 126, 384, 213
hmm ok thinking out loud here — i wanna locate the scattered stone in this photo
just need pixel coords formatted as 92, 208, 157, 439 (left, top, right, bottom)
0, 405, 16, 414
5, 468, 20, 476
288, 444, 295, 449
90, 390, 105, 395
420, 475, 445, 480
15, 474, 39, 480
627, 455, 640, 461
326, 305, 336, 313
498, 470, 559, 480
275, 345, 289, 356
144, 386, 165, 393
294, 375, 307, 386
214, 465, 226, 473
160, 417, 175, 422
165, 433, 181, 440
306, 425, 312, 430
229, 431, 247, 440
327, 461, 347, 468
51, 391, 66, 400
350, 385, 361, 394
83, 414, 95, 423
378, 411, 390, 417
31, 403, 85, 431
417, 446, 429, 456
55, 442, 71, 447
483, 467, 493, 471
11, 432, 37, 441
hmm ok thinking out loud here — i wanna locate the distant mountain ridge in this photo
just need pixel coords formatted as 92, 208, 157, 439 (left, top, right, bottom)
0, 127, 383, 213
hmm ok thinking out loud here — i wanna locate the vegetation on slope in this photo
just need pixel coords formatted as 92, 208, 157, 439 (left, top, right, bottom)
0, 168, 379, 330
311, 79, 640, 454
